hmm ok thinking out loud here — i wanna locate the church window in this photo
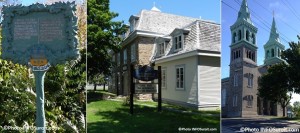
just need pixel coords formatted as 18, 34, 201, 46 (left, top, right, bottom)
238, 30, 242, 40
123, 49, 127, 64
252, 33, 255, 44
252, 52, 255, 61
233, 32, 237, 43
238, 50, 241, 58
246, 95, 253, 108
222, 89, 226, 107
247, 73, 253, 87
278, 49, 280, 57
246, 30, 250, 41
271, 49, 275, 57
233, 95, 238, 107
266, 50, 270, 58
234, 74, 238, 87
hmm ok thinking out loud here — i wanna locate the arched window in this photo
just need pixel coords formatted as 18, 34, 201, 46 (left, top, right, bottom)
238, 30, 242, 40
278, 49, 280, 57
266, 50, 270, 58
271, 49, 275, 57
246, 30, 250, 41
252, 52, 255, 61
252, 33, 255, 44
233, 32, 237, 43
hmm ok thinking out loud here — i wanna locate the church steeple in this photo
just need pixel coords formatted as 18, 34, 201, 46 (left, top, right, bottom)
237, 0, 252, 24
230, 0, 258, 65
269, 14, 280, 42
264, 15, 285, 66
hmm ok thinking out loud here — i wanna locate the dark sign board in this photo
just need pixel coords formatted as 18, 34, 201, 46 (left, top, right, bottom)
135, 83, 157, 94
133, 65, 158, 81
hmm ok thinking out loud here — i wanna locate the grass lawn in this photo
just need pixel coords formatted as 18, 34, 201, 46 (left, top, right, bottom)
87, 100, 220, 133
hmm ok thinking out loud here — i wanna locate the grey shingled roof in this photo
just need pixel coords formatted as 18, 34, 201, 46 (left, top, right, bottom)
136, 10, 198, 34
154, 20, 220, 60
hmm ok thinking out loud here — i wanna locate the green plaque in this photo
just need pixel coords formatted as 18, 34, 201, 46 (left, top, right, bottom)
2, 2, 80, 66
2, 2, 80, 133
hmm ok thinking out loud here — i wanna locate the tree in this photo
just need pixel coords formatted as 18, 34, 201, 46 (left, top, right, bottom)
293, 101, 300, 118
281, 36, 300, 93
258, 63, 292, 117
87, 0, 127, 81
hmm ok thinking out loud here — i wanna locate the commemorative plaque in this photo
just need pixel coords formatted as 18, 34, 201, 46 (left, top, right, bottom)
2, 2, 79, 133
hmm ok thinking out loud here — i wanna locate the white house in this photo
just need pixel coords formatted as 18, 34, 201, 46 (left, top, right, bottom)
109, 6, 221, 110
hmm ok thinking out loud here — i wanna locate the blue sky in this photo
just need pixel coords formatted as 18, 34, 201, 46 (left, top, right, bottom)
222, 0, 300, 78
110, 0, 220, 24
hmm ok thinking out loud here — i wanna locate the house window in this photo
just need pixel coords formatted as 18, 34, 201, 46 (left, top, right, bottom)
131, 44, 136, 62
222, 89, 226, 107
176, 66, 184, 89
247, 73, 253, 87
158, 42, 165, 55
123, 49, 127, 64
234, 74, 238, 87
162, 68, 167, 89
233, 95, 238, 107
174, 35, 183, 51
246, 95, 253, 108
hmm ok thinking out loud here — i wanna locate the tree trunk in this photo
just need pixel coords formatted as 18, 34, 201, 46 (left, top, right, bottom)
283, 106, 286, 117
94, 83, 97, 91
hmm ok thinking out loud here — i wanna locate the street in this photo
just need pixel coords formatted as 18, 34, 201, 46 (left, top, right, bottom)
222, 117, 300, 133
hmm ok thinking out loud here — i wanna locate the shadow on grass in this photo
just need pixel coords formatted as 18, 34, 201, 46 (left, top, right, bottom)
87, 90, 116, 103
87, 91, 104, 103
88, 102, 220, 133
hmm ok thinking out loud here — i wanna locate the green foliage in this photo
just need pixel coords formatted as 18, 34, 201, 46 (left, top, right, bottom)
87, 0, 127, 80
258, 63, 292, 117
44, 49, 86, 132
281, 35, 300, 93
293, 101, 300, 118
0, 59, 35, 131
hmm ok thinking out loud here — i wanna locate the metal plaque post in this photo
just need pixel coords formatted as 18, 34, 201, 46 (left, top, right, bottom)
158, 66, 162, 112
130, 64, 134, 115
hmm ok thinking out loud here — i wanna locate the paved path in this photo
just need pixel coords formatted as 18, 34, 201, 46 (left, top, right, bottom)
222, 117, 300, 133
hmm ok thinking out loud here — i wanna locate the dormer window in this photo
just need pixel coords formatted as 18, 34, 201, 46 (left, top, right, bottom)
158, 42, 165, 56
130, 20, 135, 32
174, 35, 183, 51
129, 15, 139, 33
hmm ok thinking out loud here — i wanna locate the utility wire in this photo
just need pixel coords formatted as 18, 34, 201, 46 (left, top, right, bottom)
233, 0, 291, 44
222, 0, 290, 44
252, 0, 300, 35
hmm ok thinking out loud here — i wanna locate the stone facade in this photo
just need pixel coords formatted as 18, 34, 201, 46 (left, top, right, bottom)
222, 0, 286, 117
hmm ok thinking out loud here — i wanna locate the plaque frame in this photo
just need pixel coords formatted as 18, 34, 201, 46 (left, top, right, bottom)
2, 2, 79, 66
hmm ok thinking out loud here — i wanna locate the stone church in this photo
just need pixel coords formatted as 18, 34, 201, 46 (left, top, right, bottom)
221, 0, 286, 117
